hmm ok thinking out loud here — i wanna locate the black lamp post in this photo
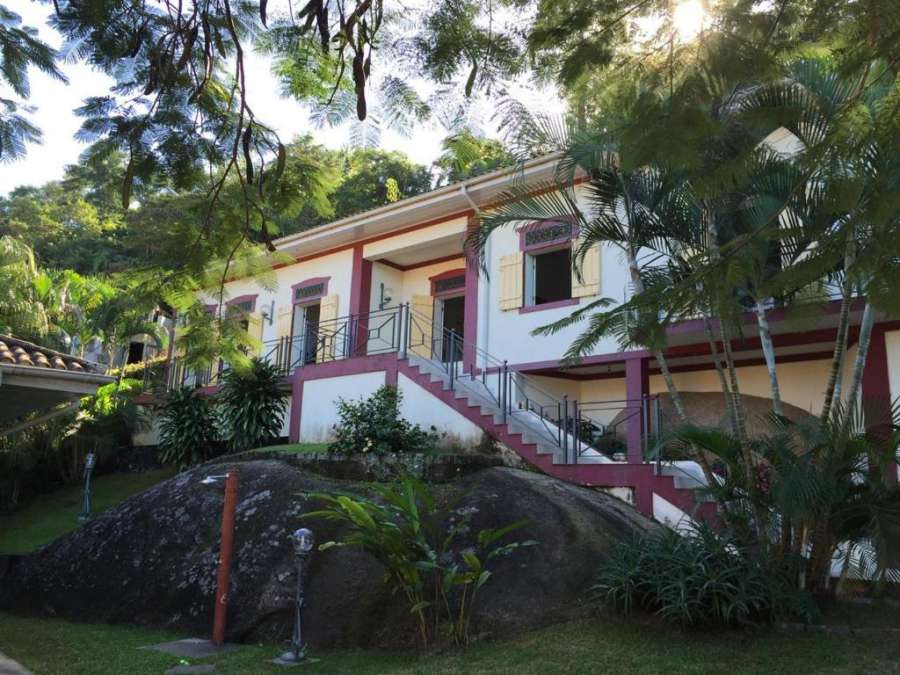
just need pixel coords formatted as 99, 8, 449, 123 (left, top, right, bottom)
276, 527, 316, 665
77, 452, 96, 522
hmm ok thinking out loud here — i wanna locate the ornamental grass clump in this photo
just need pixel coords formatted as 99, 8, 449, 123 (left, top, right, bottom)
590, 522, 817, 627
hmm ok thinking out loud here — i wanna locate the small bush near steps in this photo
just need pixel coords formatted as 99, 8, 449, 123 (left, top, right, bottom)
329, 385, 440, 455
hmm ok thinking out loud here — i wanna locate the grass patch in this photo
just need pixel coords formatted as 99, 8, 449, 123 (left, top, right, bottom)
0, 468, 176, 554
1, 612, 899, 675
252, 443, 330, 455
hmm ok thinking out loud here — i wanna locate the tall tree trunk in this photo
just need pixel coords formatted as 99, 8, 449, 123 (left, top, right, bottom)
821, 283, 853, 422
844, 302, 875, 411
719, 321, 748, 441
822, 234, 857, 423
704, 316, 738, 436
754, 300, 783, 416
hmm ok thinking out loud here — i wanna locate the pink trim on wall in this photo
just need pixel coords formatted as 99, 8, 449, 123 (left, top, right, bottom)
463, 217, 479, 374
429, 268, 467, 298
624, 358, 649, 463
349, 245, 373, 355
291, 277, 330, 305
377, 254, 465, 273
225, 294, 258, 312
385, 360, 399, 387
862, 325, 896, 483
518, 297, 579, 314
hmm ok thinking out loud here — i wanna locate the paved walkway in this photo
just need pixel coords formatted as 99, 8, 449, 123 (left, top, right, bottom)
0, 650, 32, 675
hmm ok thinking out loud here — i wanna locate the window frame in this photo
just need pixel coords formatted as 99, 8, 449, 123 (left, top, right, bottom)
516, 221, 580, 313
291, 277, 330, 306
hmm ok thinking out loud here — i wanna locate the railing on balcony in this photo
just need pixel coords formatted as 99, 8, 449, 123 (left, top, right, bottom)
161, 302, 675, 467
262, 306, 405, 375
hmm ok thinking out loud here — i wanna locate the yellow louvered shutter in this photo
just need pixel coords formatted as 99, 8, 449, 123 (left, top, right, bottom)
410, 294, 434, 358
572, 241, 601, 298
276, 304, 293, 339
247, 311, 265, 356
316, 295, 339, 363
498, 252, 524, 311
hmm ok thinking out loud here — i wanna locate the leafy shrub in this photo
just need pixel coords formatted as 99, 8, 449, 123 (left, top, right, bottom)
306, 477, 537, 647
159, 387, 219, 467
219, 358, 288, 452
591, 522, 818, 627
329, 385, 438, 455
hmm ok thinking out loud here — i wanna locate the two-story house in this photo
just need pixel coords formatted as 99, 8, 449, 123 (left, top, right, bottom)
180, 151, 899, 524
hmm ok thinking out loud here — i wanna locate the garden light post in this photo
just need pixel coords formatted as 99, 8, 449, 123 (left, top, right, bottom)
276, 527, 316, 665
200, 471, 239, 647
77, 452, 96, 522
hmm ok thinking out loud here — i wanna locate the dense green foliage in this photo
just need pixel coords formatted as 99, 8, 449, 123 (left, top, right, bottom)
329, 385, 439, 456
306, 477, 536, 646
218, 358, 288, 452
592, 524, 816, 627
158, 388, 220, 468
0, 376, 148, 511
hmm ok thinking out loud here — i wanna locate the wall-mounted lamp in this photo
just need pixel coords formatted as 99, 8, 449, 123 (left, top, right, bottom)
260, 299, 275, 326
379, 283, 394, 310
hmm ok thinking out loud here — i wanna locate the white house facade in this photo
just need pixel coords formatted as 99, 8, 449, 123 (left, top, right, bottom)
179, 153, 900, 523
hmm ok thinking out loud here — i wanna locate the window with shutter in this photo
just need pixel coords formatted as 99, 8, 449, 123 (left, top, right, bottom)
572, 241, 601, 298
498, 252, 524, 311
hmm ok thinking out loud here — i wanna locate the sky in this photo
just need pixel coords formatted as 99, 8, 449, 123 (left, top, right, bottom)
0, 4, 564, 196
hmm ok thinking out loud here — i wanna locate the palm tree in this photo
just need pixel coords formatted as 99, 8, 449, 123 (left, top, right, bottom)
733, 57, 900, 425
472, 137, 728, 488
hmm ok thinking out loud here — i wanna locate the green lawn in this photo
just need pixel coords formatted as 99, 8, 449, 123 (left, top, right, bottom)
1, 612, 899, 675
253, 442, 330, 455
0, 468, 176, 554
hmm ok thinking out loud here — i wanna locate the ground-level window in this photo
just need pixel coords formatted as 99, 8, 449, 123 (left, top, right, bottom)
527, 247, 572, 306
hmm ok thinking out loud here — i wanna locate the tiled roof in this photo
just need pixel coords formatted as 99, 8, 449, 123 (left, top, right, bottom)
0, 335, 103, 374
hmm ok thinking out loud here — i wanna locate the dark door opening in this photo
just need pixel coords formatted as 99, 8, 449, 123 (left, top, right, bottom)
302, 303, 321, 364
440, 295, 465, 362
291, 303, 321, 366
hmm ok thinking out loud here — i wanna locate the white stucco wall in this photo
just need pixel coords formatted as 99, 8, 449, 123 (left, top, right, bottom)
299, 371, 386, 442
477, 183, 631, 365
397, 373, 484, 446
205, 247, 355, 347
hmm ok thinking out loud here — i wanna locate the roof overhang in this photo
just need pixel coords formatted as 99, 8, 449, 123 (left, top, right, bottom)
272, 154, 563, 261
0, 364, 116, 425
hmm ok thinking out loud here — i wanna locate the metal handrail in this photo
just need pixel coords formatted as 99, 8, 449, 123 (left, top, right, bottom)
163, 301, 669, 466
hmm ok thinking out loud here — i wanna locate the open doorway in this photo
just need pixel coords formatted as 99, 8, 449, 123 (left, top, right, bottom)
437, 295, 465, 363
291, 302, 321, 366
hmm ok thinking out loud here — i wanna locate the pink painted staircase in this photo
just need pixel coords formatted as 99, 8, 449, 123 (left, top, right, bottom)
395, 352, 717, 523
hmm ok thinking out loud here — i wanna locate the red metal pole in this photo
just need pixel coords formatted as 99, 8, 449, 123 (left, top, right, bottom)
212, 471, 238, 646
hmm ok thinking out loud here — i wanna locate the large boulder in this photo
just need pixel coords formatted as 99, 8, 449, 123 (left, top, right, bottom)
0, 456, 654, 648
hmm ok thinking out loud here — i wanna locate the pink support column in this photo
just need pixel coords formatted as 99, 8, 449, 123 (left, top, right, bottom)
463, 216, 479, 375
349, 244, 373, 357
862, 325, 896, 483
625, 357, 649, 464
